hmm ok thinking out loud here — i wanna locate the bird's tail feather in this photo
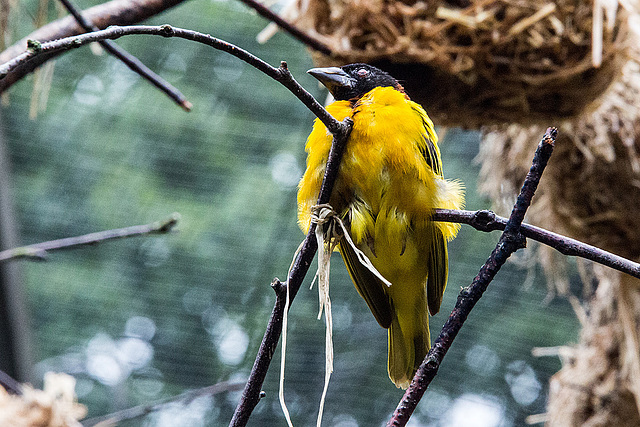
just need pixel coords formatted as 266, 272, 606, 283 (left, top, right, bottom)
387, 307, 430, 389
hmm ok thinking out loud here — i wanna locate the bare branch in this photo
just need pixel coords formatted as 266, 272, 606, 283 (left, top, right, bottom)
82, 381, 245, 426
237, 0, 332, 55
57, 0, 192, 111
0, 25, 343, 134
0, 369, 23, 395
230, 117, 352, 425
0, 213, 180, 262
432, 209, 640, 279
0, 0, 188, 93
387, 127, 558, 426
229, 279, 287, 425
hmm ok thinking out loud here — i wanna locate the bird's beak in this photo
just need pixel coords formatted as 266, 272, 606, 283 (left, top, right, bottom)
307, 67, 355, 96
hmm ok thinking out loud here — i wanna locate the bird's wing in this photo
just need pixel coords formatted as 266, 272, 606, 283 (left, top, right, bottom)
412, 104, 443, 177
420, 133, 442, 177
338, 240, 393, 328
426, 224, 448, 315
414, 104, 448, 315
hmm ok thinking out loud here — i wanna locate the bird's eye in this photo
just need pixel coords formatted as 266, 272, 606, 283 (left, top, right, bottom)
356, 68, 370, 78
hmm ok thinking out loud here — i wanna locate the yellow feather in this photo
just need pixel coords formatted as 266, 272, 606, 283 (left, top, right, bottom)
297, 86, 464, 388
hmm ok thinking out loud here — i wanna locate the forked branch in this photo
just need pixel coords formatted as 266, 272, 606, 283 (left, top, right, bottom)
387, 127, 558, 426
229, 118, 353, 426
432, 209, 640, 279
0, 0, 188, 93
0, 25, 342, 135
57, 0, 191, 110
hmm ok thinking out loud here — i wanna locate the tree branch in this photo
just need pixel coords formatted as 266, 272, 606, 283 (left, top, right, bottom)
229, 118, 352, 426
82, 381, 244, 426
57, 0, 192, 111
432, 209, 640, 279
0, 25, 342, 134
228, 279, 287, 425
0, 0, 188, 93
0, 213, 180, 262
237, 0, 332, 55
0, 369, 23, 394
387, 127, 558, 426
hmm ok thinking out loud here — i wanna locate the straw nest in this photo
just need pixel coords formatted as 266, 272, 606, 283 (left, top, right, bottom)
283, 0, 633, 127
475, 15, 640, 424
478, 48, 640, 276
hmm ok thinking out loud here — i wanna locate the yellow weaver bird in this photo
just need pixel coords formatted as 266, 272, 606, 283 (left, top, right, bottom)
297, 64, 464, 389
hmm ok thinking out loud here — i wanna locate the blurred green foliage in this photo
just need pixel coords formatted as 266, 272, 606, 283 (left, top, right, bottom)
1, 0, 581, 425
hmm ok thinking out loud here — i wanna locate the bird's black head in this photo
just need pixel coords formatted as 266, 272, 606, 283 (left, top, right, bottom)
307, 63, 402, 101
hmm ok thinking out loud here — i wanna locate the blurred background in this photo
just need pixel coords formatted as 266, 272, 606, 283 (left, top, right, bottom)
0, 0, 582, 425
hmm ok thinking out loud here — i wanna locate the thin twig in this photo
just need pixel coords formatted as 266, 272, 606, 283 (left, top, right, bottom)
0, 369, 23, 394
0, 213, 180, 262
57, 0, 192, 111
229, 279, 287, 425
229, 118, 352, 426
387, 127, 557, 426
432, 209, 640, 279
81, 381, 245, 426
237, 0, 332, 55
0, 0, 188, 93
0, 25, 342, 134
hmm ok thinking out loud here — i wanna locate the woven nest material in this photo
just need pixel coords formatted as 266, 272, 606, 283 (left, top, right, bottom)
547, 268, 640, 426
478, 48, 640, 267
285, 0, 634, 127
477, 44, 640, 423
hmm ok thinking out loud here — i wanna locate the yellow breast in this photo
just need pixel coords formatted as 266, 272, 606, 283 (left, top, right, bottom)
297, 81, 464, 389
297, 86, 444, 244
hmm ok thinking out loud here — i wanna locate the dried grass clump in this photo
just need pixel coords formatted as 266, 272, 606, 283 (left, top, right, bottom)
547, 269, 640, 426
478, 48, 640, 265
287, 0, 633, 127
0, 373, 87, 427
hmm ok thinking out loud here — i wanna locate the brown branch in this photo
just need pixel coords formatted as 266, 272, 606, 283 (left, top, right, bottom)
0, 25, 342, 134
387, 127, 558, 426
57, 0, 192, 111
0, 369, 22, 394
432, 209, 640, 279
229, 279, 287, 425
82, 381, 245, 426
237, 0, 332, 55
0, 0, 188, 93
0, 213, 180, 262
229, 117, 352, 426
